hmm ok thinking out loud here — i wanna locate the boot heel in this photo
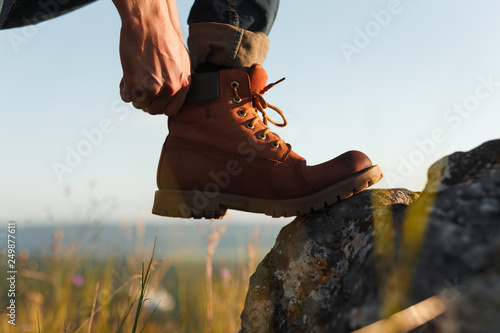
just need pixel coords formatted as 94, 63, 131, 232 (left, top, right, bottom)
152, 189, 227, 219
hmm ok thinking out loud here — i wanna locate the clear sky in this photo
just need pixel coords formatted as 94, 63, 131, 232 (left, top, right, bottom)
1, 0, 500, 225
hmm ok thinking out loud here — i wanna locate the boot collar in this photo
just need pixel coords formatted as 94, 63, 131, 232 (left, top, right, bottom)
184, 72, 221, 106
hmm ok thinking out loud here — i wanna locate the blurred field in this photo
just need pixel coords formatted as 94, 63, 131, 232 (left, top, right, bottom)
0, 220, 285, 332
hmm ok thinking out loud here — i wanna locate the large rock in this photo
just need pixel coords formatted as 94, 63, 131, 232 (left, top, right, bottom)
240, 140, 500, 333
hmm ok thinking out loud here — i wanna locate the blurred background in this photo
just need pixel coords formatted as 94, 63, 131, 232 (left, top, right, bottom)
1, 1, 500, 331
1, 0, 500, 224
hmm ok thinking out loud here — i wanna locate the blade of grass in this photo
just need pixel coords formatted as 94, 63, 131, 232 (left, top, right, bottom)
131, 235, 157, 333
117, 293, 141, 332
73, 273, 142, 333
139, 304, 160, 333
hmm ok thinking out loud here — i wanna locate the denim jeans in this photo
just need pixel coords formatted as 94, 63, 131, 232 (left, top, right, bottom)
188, 0, 279, 36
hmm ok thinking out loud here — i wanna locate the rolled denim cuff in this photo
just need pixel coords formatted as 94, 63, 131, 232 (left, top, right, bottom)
188, 22, 269, 71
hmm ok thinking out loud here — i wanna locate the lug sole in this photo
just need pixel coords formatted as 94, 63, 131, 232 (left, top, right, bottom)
152, 165, 383, 219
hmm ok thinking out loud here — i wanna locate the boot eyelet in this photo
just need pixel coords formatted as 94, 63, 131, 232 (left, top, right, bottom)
257, 132, 266, 140
270, 141, 280, 149
231, 81, 239, 89
237, 109, 247, 117
233, 96, 242, 103
245, 122, 255, 130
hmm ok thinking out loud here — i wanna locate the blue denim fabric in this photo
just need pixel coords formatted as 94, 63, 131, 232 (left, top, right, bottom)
188, 0, 279, 35
0, 0, 16, 28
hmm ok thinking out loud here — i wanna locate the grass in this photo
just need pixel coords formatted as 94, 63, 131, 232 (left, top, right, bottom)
0, 221, 262, 333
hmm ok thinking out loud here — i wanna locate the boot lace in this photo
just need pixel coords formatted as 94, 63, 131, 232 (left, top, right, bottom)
232, 78, 287, 149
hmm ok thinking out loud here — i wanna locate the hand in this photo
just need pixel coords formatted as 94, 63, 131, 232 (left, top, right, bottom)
114, 0, 191, 115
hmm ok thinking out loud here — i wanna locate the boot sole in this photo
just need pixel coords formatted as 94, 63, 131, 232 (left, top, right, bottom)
152, 165, 383, 219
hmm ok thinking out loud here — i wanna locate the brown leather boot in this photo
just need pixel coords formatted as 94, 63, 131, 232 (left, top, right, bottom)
152, 65, 383, 219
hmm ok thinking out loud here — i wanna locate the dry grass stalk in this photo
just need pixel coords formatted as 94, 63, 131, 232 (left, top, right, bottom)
204, 220, 227, 333
87, 282, 100, 333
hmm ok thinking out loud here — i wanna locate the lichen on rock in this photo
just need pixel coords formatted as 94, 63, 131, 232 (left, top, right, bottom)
240, 139, 500, 333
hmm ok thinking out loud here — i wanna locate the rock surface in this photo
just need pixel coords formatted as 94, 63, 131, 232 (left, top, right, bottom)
240, 140, 500, 333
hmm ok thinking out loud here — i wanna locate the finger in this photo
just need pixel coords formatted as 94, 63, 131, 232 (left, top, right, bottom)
131, 85, 159, 110
131, 74, 165, 110
144, 93, 172, 115
144, 85, 175, 115
119, 78, 133, 103
120, 72, 162, 109
161, 85, 190, 116
145, 84, 189, 115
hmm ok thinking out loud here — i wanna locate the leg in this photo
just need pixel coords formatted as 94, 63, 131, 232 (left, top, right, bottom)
153, 0, 383, 219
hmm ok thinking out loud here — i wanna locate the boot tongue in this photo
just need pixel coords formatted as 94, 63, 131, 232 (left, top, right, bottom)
248, 64, 268, 93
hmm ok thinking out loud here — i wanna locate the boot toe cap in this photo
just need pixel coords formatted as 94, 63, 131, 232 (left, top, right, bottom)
304, 150, 374, 188
337, 150, 373, 173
